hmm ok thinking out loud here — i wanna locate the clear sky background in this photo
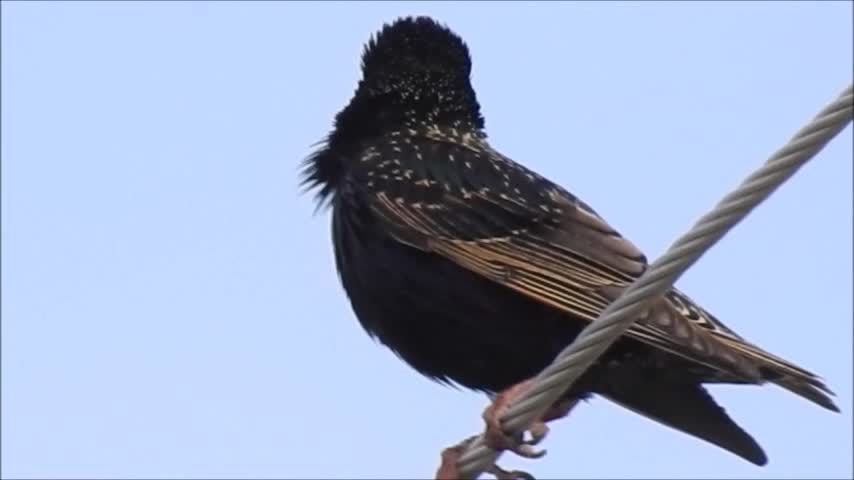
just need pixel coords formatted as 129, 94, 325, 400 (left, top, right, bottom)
2, 2, 852, 479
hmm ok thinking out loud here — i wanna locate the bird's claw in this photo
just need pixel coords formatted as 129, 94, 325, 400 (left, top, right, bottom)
526, 420, 550, 447
482, 381, 551, 459
486, 463, 537, 480
436, 383, 578, 479
435, 436, 536, 480
483, 415, 549, 459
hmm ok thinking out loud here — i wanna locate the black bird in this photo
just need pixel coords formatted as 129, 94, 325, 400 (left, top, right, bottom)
302, 16, 838, 474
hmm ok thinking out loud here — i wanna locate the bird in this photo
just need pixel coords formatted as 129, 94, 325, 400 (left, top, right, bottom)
301, 15, 839, 477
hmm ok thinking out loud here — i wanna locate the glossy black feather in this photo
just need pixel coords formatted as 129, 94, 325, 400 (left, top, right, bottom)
602, 379, 768, 466
303, 16, 838, 467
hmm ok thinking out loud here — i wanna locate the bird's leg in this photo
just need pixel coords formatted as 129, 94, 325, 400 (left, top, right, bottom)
482, 379, 579, 459
434, 381, 579, 480
435, 436, 535, 480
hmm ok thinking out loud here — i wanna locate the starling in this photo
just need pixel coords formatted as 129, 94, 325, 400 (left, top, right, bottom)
302, 16, 838, 474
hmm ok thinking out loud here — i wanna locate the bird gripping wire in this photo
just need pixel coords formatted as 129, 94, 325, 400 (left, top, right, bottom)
453, 83, 854, 479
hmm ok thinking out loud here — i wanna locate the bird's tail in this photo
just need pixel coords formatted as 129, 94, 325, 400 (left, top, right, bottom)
601, 380, 768, 465
716, 335, 839, 412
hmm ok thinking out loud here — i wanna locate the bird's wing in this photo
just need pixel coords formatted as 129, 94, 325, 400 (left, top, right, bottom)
350, 133, 818, 383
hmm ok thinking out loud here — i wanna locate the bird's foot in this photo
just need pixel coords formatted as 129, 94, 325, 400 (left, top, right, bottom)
482, 381, 548, 459
435, 435, 535, 480
434, 381, 578, 480
482, 379, 579, 460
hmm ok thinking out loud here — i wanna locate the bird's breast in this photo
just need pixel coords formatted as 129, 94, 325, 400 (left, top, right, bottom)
329, 198, 590, 392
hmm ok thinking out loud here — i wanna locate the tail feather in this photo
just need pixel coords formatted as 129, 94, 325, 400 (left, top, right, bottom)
762, 368, 839, 412
716, 336, 839, 412
601, 380, 768, 466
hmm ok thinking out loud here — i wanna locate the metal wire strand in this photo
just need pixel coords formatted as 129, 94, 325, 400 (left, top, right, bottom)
454, 84, 853, 479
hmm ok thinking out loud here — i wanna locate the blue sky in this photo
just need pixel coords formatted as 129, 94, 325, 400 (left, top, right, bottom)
2, 2, 851, 479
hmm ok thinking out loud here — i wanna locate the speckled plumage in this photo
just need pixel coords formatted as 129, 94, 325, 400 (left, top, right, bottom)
302, 16, 838, 467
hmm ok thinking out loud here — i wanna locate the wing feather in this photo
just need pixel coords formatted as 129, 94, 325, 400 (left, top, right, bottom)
351, 131, 828, 387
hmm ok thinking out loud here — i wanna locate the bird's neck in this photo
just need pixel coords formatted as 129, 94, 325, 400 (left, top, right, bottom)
307, 85, 485, 205
330, 80, 484, 147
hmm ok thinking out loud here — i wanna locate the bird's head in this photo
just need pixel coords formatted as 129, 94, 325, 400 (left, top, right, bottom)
302, 16, 485, 207
338, 16, 485, 138
360, 17, 473, 95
